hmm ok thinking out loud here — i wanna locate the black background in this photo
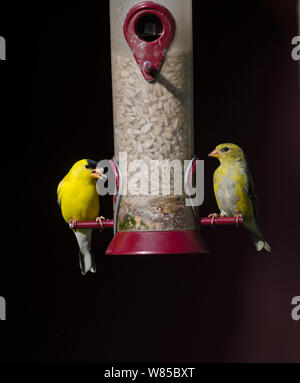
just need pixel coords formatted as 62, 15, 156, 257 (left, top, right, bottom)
0, 1, 299, 362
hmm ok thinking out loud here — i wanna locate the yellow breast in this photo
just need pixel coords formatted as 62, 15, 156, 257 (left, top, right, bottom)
58, 179, 99, 223
213, 164, 253, 218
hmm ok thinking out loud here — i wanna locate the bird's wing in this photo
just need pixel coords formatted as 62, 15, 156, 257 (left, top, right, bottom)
213, 169, 221, 211
57, 180, 65, 206
245, 168, 259, 222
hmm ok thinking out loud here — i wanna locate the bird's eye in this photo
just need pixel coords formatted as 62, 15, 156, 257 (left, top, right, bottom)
221, 147, 229, 152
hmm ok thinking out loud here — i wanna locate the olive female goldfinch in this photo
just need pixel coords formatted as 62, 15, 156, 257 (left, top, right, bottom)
208, 143, 271, 252
57, 159, 105, 275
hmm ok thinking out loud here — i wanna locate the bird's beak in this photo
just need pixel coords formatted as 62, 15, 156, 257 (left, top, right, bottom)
91, 167, 106, 179
208, 149, 220, 158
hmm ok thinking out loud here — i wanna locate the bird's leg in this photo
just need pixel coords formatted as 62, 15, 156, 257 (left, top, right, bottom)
234, 212, 242, 227
96, 216, 105, 231
208, 213, 220, 226
69, 218, 77, 230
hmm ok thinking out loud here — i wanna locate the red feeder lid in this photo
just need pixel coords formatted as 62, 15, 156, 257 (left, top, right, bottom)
123, 1, 176, 82
105, 230, 209, 255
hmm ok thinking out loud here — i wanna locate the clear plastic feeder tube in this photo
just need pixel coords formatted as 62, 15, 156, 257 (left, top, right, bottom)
110, 0, 195, 232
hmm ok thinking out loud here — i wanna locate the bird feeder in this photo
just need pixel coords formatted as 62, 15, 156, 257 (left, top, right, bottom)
108, 0, 206, 255
73, 0, 242, 254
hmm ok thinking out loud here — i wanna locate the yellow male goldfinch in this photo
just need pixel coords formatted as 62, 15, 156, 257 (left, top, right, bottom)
57, 159, 105, 275
208, 143, 271, 252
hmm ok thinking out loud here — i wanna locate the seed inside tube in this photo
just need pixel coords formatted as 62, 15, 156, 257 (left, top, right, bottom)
111, 51, 194, 232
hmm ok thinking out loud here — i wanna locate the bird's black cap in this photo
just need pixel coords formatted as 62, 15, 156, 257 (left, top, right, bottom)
85, 159, 98, 169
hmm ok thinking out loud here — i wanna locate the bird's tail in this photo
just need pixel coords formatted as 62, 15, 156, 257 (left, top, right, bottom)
243, 219, 271, 253
74, 229, 97, 275
250, 229, 271, 253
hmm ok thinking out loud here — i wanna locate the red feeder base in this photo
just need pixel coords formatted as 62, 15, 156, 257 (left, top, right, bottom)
105, 230, 209, 255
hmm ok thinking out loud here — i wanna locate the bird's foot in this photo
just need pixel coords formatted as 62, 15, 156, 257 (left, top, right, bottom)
234, 213, 243, 227
96, 216, 105, 231
208, 213, 220, 226
69, 218, 77, 229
